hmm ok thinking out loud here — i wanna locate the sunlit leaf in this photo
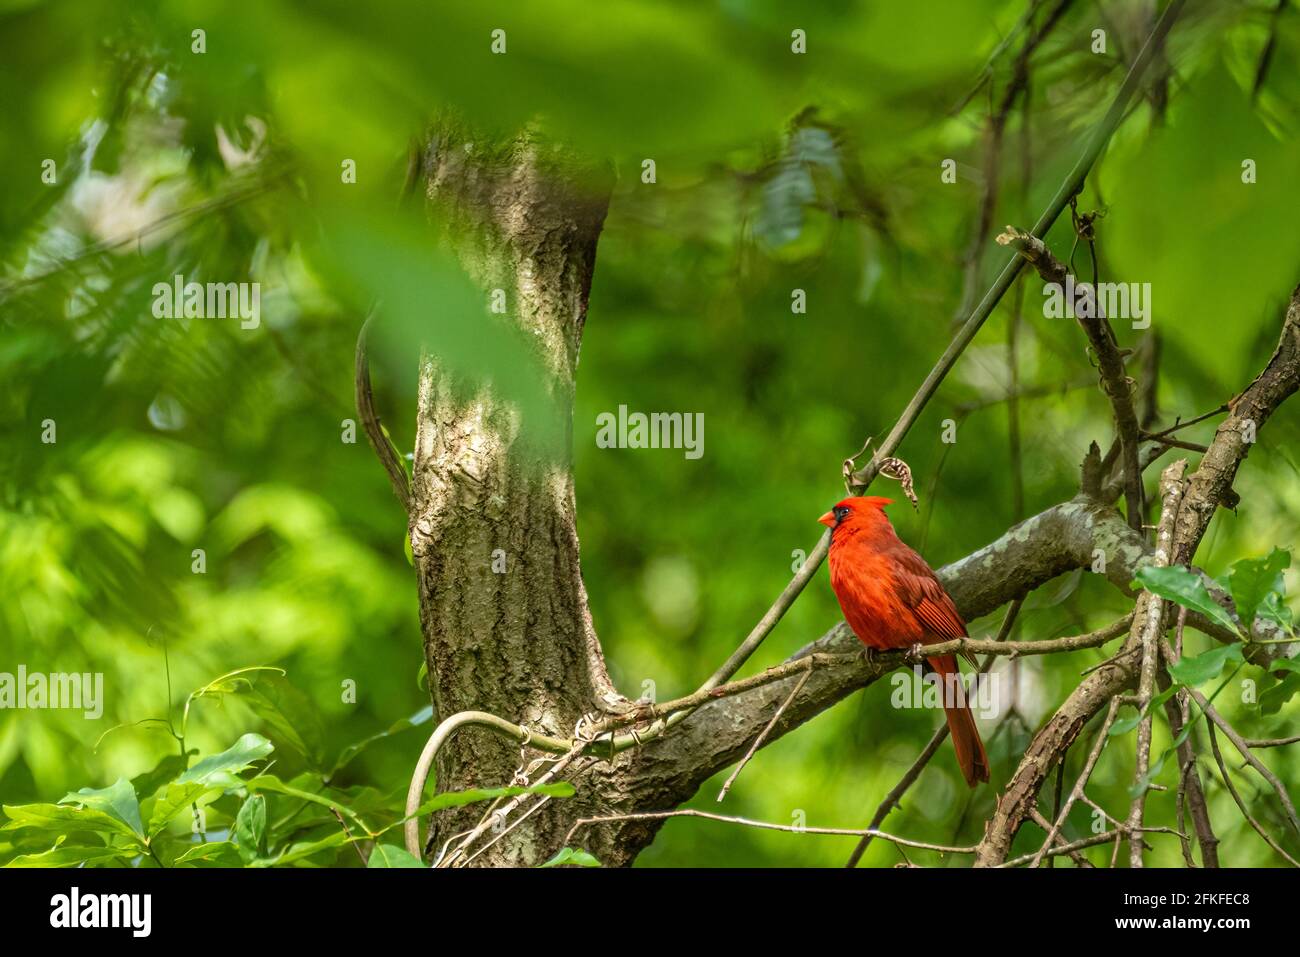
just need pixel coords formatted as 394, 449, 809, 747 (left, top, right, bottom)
367, 843, 424, 868
58, 777, 143, 839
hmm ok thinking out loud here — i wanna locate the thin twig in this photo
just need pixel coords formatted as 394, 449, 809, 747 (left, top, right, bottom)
1143, 404, 1229, 440
330, 807, 369, 866
1028, 696, 1123, 867
1001, 825, 1182, 868
1139, 433, 1210, 454
716, 671, 811, 802
1159, 606, 1220, 867
1029, 807, 1092, 867
563, 809, 977, 855
1206, 722, 1300, 866
356, 312, 413, 512
1178, 678, 1300, 835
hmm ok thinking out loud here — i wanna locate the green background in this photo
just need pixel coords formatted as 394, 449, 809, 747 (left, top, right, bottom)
1, 0, 1298, 866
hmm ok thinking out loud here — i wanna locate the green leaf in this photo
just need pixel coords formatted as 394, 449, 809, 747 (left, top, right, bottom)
1227, 549, 1290, 630
1257, 591, 1295, 634
235, 794, 268, 864
2, 803, 140, 843
1168, 644, 1244, 686
236, 674, 327, 770
4, 843, 134, 868
59, 777, 143, 839
540, 847, 602, 868
172, 841, 245, 867
1109, 713, 1141, 736
147, 782, 224, 837
182, 667, 287, 737
177, 733, 274, 785
188, 671, 323, 770
245, 774, 365, 830
1260, 673, 1300, 716
146, 733, 274, 836
1133, 565, 1238, 634
367, 843, 424, 868
254, 829, 350, 867
187, 667, 288, 703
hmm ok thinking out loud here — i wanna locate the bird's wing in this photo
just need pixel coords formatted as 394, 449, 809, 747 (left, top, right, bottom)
888, 546, 967, 643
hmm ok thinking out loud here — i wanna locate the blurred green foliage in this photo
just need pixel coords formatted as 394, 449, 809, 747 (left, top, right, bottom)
1, 0, 1298, 867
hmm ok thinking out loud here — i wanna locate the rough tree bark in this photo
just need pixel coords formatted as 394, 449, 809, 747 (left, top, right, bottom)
409, 121, 634, 864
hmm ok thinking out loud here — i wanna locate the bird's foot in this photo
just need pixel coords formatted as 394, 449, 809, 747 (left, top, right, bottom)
906, 642, 926, 664
858, 646, 877, 669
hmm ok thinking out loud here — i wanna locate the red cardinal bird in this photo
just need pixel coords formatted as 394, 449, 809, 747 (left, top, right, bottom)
820, 496, 989, 787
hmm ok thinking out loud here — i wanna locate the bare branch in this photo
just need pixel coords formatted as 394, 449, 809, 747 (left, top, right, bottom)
564, 809, 977, 856
715, 671, 810, 803
1160, 609, 1221, 868
1029, 696, 1123, 868
355, 314, 412, 513
1206, 722, 1300, 866
1177, 672, 1300, 836
1127, 460, 1188, 867
997, 224, 1145, 529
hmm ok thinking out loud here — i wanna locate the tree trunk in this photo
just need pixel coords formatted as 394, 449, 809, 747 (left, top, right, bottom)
409, 121, 635, 865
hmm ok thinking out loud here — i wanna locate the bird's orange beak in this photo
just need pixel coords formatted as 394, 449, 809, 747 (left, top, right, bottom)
818, 510, 836, 529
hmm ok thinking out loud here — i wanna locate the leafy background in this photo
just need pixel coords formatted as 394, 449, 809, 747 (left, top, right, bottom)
0, 0, 1297, 866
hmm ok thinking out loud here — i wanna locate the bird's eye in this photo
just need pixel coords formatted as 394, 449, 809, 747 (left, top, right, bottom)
833, 506, 850, 521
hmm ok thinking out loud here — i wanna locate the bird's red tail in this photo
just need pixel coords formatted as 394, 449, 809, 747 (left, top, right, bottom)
930, 655, 989, 788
